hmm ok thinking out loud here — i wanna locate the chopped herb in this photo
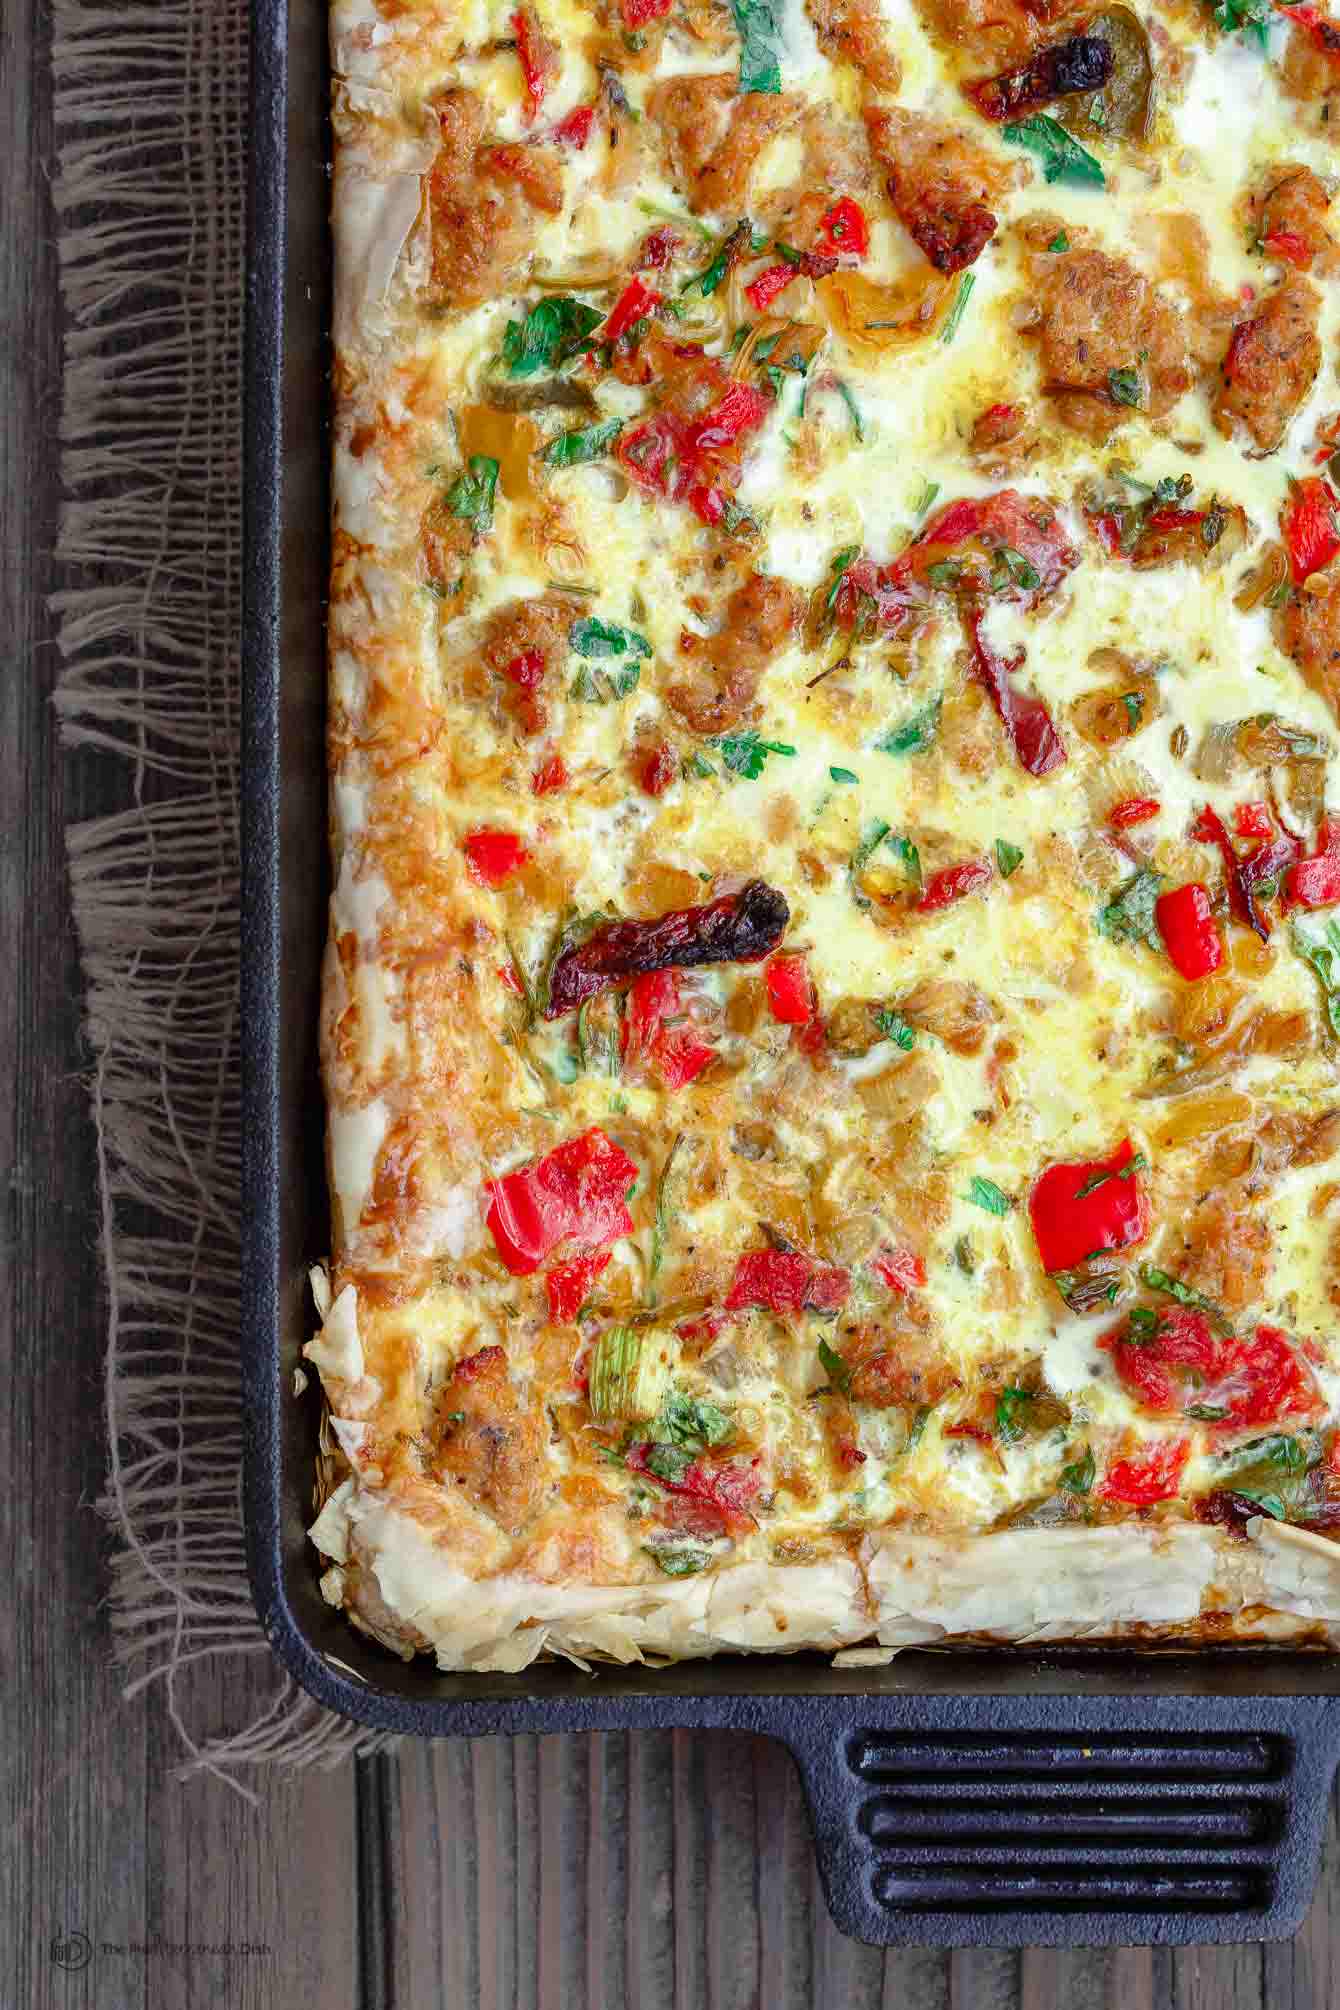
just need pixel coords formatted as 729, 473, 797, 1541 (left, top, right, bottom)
712, 730, 796, 780
643, 1440, 695, 1483
1221, 1434, 1310, 1477
825, 543, 862, 617
906, 1405, 931, 1451
939, 272, 976, 344
636, 197, 714, 244
1050, 1266, 1120, 1311
1292, 914, 1340, 1041
829, 765, 860, 784
682, 750, 717, 780
995, 1387, 1033, 1443
1096, 867, 1164, 947
500, 296, 603, 377
1059, 1444, 1096, 1495
686, 218, 753, 298
648, 1131, 685, 1300
995, 839, 1024, 878
730, 0, 784, 93
1121, 690, 1145, 729
1140, 1263, 1234, 1335
876, 694, 942, 755
890, 835, 922, 886
1108, 365, 1144, 409
1046, 230, 1070, 253
1074, 1151, 1147, 1200
720, 499, 759, 535
967, 1176, 1011, 1216
848, 819, 892, 908
1202, 500, 1227, 549
912, 477, 941, 520
1002, 114, 1106, 188
540, 417, 624, 467
989, 546, 1041, 593
446, 455, 500, 532
874, 1009, 917, 1051
571, 659, 642, 702
924, 558, 965, 591
1210, 0, 1274, 50
954, 1234, 977, 1275
818, 1336, 853, 1395
569, 615, 652, 660
654, 1391, 734, 1453
645, 1545, 713, 1576
836, 380, 865, 441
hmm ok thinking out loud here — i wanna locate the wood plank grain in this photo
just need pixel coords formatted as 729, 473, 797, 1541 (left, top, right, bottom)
1263, 1779, 1340, 2010
952, 1950, 1023, 2009
1020, 1946, 1158, 2010
1170, 1942, 1263, 2010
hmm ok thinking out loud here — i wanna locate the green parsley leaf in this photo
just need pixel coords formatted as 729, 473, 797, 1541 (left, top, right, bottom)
686, 218, 753, 297
818, 1336, 853, 1395
1046, 230, 1070, 252
712, 730, 796, 780
1096, 867, 1164, 947
570, 615, 653, 660
829, 765, 860, 784
501, 296, 603, 377
1001, 114, 1106, 187
995, 1386, 1033, 1443
1140, 1263, 1234, 1335
924, 558, 965, 591
989, 546, 1041, 594
446, 455, 500, 532
889, 835, 922, 886
1073, 1152, 1147, 1200
836, 379, 865, 440
876, 694, 942, 755
1211, 0, 1274, 50
995, 839, 1024, 878
906, 1404, 931, 1452
848, 819, 891, 908
912, 477, 941, 520
1292, 914, 1340, 1041
540, 417, 624, 467
1108, 364, 1145, 408
730, 0, 783, 92
874, 1009, 917, 1051
1059, 1444, 1096, 1495
570, 660, 642, 702
644, 1546, 714, 1576
939, 272, 976, 344
967, 1176, 1012, 1216
825, 543, 862, 616
643, 1441, 696, 1483
654, 1390, 734, 1453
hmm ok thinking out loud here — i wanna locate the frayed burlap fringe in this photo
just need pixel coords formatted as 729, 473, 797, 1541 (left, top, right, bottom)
51, 0, 392, 1791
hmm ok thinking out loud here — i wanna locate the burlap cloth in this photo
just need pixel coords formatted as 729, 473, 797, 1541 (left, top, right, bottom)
52, 0, 386, 1787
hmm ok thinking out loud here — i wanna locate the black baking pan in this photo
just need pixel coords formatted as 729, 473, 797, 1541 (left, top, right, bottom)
240, 0, 1340, 1947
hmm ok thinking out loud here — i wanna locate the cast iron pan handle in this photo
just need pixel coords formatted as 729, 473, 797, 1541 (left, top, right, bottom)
786, 1693, 1340, 1947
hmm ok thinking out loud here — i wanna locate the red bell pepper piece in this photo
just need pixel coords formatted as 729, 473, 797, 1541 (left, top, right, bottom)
1290, 815, 1340, 907
1028, 1138, 1149, 1275
511, 6, 556, 122
967, 615, 1067, 777
531, 751, 568, 795
1281, 475, 1340, 585
1103, 1309, 1219, 1415
1263, 227, 1312, 268
1156, 882, 1224, 981
764, 952, 814, 1025
503, 648, 545, 690
603, 274, 661, 347
484, 1126, 638, 1275
1110, 795, 1160, 829
1275, 3, 1340, 59
623, 1442, 762, 1533
724, 1249, 850, 1314
623, 969, 715, 1090
621, 0, 672, 21
745, 263, 798, 313
873, 1247, 927, 1293
638, 741, 677, 796
463, 828, 530, 886
680, 380, 770, 458
1099, 1437, 1189, 1507
816, 196, 869, 260
1234, 801, 1274, 842
545, 1248, 611, 1323
917, 858, 993, 913
638, 225, 679, 271
551, 103, 595, 148
1104, 1311, 1319, 1431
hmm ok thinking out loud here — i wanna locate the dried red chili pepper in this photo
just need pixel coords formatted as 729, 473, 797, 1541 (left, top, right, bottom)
1193, 804, 1298, 942
551, 103, 595, 148
531, 751, 568, 795
815, 196, 870, 260
510, 5, 556, 121
1263, 227, 1313, 268
545, 880, 789, 1017
745, 263, 798, 313
873, 1247, 927, 1292
966, 614, 1067, 777
964, 32, 1112, 120
638, 741, 677, 797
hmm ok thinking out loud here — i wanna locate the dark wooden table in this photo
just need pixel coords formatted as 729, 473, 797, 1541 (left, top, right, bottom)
4, 8, 1340, 2005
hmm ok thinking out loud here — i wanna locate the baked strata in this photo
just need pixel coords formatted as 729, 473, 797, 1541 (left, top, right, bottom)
308, 0, 1340, 1670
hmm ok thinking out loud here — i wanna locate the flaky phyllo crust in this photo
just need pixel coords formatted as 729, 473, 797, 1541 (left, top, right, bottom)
311, 0, 1340, 1671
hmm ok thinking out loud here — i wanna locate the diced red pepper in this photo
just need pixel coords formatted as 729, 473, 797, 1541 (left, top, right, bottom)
1290, 815, 1340, 907
873, 1247, 927, 1293
1263, 227, 1313, 269
680, 380, 770, 458
1234, 801, 1275, 842
1156, 883, 1224, 981
816, 196, 869, 260
1028, 1138, 1149, 1276
484, 1125, 638, 1275
551, 103, 596, 148
624, 1442, 762, 1533
917, 858, 993, 913
725, 1249, 850, 1315
603, 274, 661, 347
1099, 1437, 1189, 1507
511, 6, 556, 122
463, 828, 530, 886
1089, 511, 1125, 558
620, 0, 672, 22
638, 225, 679, 271
1105, 1311, 1319, 1432
531, 751, 569, 795
764, 952, 814, 1025
503, 648, 545, 690
1103, 1308, 1219, 1415
616, 376, 769, 524
623, 969, 715, 1090
1110, 796, 1160, 829
745, 263, 798, 313
966, 614, 1067, 777
545, 1248, 611, 1323
638, 741, 677, 796
1282, 475, 1340, 586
